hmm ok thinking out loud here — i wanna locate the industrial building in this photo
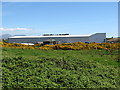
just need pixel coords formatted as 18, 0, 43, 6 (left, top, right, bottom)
8, 33, 106, 44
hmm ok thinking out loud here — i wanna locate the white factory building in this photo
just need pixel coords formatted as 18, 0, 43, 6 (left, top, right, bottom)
8, 33, 106, 44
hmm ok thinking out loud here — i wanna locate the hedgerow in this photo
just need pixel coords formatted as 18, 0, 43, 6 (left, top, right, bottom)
1, 42, 120, 50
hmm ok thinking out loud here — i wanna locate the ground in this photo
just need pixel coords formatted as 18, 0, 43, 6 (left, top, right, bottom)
1, 47, 120, 88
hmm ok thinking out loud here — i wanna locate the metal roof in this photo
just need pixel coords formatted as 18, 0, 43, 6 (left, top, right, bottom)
9, 35, 90, 38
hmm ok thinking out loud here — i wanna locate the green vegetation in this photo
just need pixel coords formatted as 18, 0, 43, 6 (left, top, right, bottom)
2, 47, 120, 88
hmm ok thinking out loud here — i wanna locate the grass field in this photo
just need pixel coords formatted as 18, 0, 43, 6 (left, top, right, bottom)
2, 47, 120, 88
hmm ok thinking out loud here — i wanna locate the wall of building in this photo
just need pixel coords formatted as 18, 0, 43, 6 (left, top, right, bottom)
89, 33, 106, 43
8, 38, 40, 43
8, 33, 106, 44
63, 37, 89, 43
8, 37, 89, 44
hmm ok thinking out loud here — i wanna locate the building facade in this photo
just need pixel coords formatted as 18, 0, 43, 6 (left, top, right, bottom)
8, 33, 106, 44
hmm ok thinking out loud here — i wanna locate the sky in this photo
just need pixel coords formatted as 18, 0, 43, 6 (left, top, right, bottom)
1, 2, 118, 37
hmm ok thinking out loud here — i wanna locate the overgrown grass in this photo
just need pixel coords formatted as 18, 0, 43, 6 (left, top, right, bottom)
2, 47, 120, 88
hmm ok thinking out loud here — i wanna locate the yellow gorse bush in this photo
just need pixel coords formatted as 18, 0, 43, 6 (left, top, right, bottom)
0, 41, 120, 50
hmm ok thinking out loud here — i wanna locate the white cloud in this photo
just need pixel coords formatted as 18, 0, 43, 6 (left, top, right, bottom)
0, 28, 32, 31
